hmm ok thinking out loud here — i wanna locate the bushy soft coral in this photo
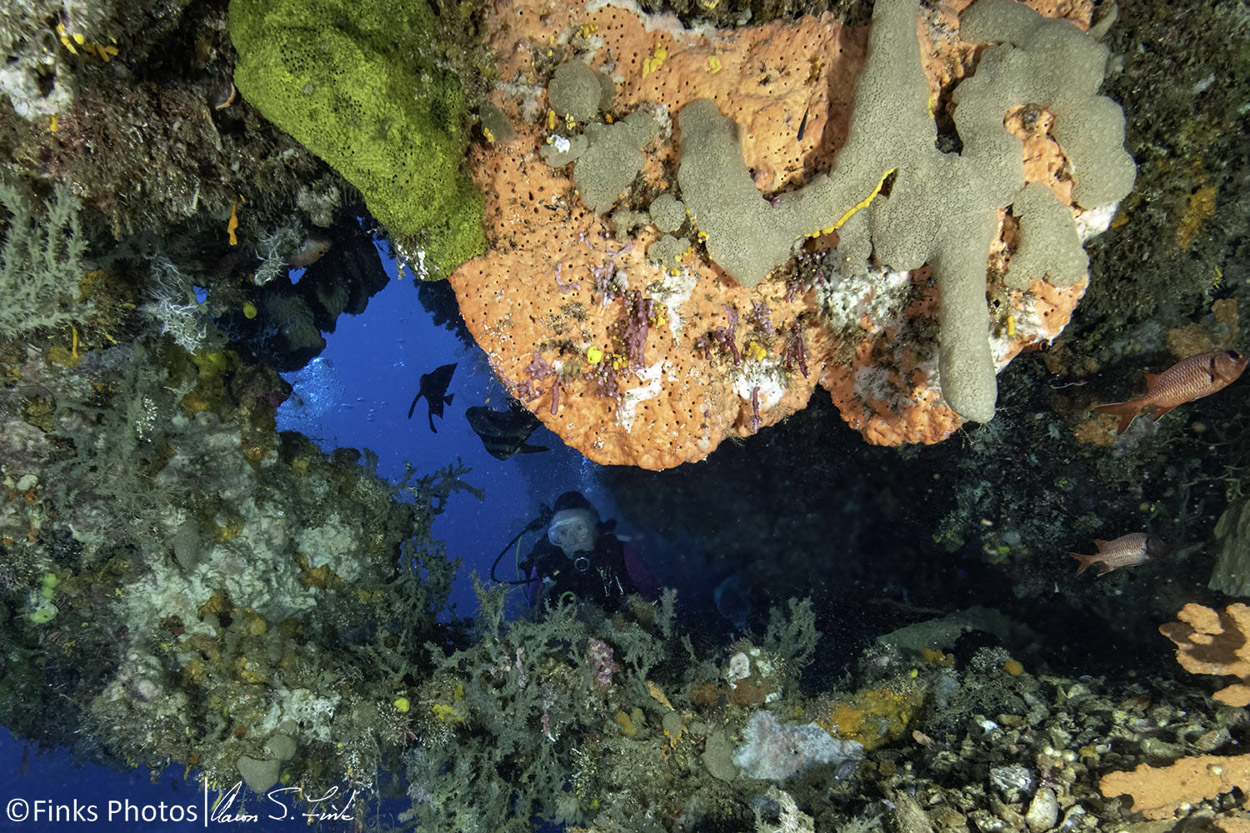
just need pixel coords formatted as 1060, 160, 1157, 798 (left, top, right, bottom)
0, 180, 92, 340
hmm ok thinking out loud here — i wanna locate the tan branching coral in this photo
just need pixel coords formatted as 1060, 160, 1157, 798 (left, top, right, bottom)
1159, 602, 1250, 707
1098, 604, 1250, 820
448, 0, 1110, 468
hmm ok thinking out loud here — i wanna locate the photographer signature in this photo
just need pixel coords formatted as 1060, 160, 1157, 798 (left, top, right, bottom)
210, 781, 360, 825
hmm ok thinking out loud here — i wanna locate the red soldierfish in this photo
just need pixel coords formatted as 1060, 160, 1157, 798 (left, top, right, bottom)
1070, 532, 1161, 576
1096, 350, 1248, 435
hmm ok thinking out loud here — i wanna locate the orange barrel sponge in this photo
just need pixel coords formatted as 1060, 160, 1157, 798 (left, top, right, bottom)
446, 0, 1118, 468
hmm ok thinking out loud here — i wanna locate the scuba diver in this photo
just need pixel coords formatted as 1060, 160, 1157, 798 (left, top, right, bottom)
492, 491, 659, 611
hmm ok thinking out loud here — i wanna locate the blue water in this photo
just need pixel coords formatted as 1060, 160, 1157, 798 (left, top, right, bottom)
274, 246, 625, 613
0, 728, 248, 832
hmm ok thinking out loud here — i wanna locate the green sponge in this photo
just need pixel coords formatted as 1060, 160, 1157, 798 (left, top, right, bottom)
229, 0, 485, 274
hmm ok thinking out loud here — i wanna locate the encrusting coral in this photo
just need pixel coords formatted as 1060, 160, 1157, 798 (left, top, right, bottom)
446, 0, 1133, 468
1099, 755, 1250, 821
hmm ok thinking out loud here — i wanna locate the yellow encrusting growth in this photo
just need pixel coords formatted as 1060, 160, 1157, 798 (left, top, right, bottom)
430, 682, 467, 723
807, 168, 895, 237
57, 24, 119, 61
816, 687, 921, 750
642, 44, 668, 77
615, 708, 644, 736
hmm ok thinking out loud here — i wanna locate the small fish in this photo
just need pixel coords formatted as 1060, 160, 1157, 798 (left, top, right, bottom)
796, 106, 810, 141
407, 362, 457, 432
1070, 532, 1162, 576
1095, 349, 1248, 434
287, 233, 333, 268
466, 402, 548, 460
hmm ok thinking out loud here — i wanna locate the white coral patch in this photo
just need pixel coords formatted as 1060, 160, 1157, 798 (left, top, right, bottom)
733, 358, 787, 409
586, 0, 713, 43
815, 267, 911, 332
300, 514, 363, 582
726, 651, 751, 685
647, 264, 698, 343
616, 361, 665, 433
1075, 202, 1118, 242
260, 688, 342, 744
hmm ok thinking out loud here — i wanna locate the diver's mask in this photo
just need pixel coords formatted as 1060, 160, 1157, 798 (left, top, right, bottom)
548, 508, 598, 564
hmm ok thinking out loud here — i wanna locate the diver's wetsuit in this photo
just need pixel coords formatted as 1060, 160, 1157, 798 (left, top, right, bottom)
521, 533, 635, 610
